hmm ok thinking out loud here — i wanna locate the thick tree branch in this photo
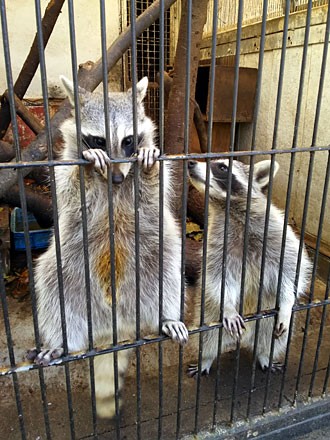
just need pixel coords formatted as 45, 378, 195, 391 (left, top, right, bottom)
164, 0, 209, 217
156, 71, 208, 152
1, 185, 53, 229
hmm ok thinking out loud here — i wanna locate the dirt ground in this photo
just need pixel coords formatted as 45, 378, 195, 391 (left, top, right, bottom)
1, 263, 329, 439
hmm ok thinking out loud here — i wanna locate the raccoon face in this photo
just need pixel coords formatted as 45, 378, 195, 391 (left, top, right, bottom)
188, 159, 279, 201
60, 76, 155, 184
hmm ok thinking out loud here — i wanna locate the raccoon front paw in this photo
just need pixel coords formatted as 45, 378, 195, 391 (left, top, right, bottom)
137, 146, 160, 171
26, 347, 64, 366
162, 320, 189, 345
83, 148, 111, 177
223, 312, 246, 339
187, 363, 211, 378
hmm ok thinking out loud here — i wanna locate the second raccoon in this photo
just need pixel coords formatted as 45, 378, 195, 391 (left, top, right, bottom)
187, 159, 311, 376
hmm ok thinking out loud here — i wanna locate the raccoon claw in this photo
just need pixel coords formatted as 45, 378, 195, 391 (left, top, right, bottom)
83, 148, 111, 176
26, 347, 64, 366
270, 362, 285, 373
260, 362, 284, 373
187, 364, 210, 379
223, 313, 245, 339
162, 320, 189, 345
137, 146, 160, 171
274, 322, 287, 338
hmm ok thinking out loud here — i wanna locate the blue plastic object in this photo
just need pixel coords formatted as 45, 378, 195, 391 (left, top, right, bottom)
10, 207, 52, 251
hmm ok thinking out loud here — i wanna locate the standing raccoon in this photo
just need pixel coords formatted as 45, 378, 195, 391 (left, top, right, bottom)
187, 159, 311, 376
28, 76, 188, 418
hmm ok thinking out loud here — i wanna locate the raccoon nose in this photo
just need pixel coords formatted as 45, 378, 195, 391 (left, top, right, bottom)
112, 172, 124, 184
188, 160, 197, 169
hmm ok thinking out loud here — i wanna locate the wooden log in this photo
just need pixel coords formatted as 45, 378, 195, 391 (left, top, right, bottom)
0, 0, 66, 139
1, 185, 53, 229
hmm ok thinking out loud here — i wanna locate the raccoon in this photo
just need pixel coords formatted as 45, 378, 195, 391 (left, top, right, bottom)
28, 76, 188, 418
187, 159, 311, 376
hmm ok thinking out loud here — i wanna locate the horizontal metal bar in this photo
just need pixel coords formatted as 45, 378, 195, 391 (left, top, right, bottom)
2, 296, 329, 377
0, 144, 330, 170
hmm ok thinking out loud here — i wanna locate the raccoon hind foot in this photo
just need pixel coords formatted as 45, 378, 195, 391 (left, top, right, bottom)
258, 356, 284, 373
162, 320, 189, 345
26, 347, 64, 366
187, 363, 211, 379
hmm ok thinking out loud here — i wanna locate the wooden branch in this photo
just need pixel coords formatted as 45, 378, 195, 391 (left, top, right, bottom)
1, 185, 53, 229
156, 71, 208, 152
164, 0, 209, 217
3, 91, 44, 135
193, 102, 208, 152
0, 140, 15, 162
0, 0, 178, 199
0, 0, 66, 139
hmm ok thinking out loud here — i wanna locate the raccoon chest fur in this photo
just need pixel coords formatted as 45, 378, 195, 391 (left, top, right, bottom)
206, 222, 277, 316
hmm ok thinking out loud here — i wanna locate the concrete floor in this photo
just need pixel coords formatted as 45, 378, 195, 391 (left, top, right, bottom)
1, 276, 329, 439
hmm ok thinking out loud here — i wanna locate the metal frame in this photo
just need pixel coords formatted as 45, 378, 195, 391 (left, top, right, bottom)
1, 0, 330, 439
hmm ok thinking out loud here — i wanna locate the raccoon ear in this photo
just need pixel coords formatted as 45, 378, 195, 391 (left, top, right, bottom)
60, 75, 88, 107
128, 77, 148, 103
254, 160, 280, 189
136, 77, 148, 102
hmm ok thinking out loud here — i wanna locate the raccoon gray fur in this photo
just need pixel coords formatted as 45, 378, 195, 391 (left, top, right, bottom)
28, 76, 188, 418
187, 159, 311, 376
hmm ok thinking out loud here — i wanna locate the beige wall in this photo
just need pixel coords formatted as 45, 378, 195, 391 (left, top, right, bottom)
0, 0, 122, 98
200, 6, 330, 250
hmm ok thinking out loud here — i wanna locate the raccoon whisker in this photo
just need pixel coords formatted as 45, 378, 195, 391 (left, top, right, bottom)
82, 137, 91, 150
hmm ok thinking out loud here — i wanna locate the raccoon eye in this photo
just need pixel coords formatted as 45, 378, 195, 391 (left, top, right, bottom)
121, 135, 135, 157
218, 163, 228, 172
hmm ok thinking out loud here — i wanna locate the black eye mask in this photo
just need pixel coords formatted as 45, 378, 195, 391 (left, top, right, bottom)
121, 134, 144, 157
211, 162, 242, 194
82, 135, 106, 151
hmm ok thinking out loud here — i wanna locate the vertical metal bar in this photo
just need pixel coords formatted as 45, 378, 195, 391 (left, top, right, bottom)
228, 0, 244, 424
261, 0, 291, 414
176, 0, 192, 437
193, 0, 217, 432
35, 0, 83, 437
308, 153, 330, 397
0, 2, 41, 438
129, 1, 142, 438
293, 0, 330, 405
99, 1, 121, 437
34, 0, 73, 434
0, 257, 26, 440
66, 0, 99, 436
158, 0, 165, 438
278, 0, 313, 408
245, 0, 269, 420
